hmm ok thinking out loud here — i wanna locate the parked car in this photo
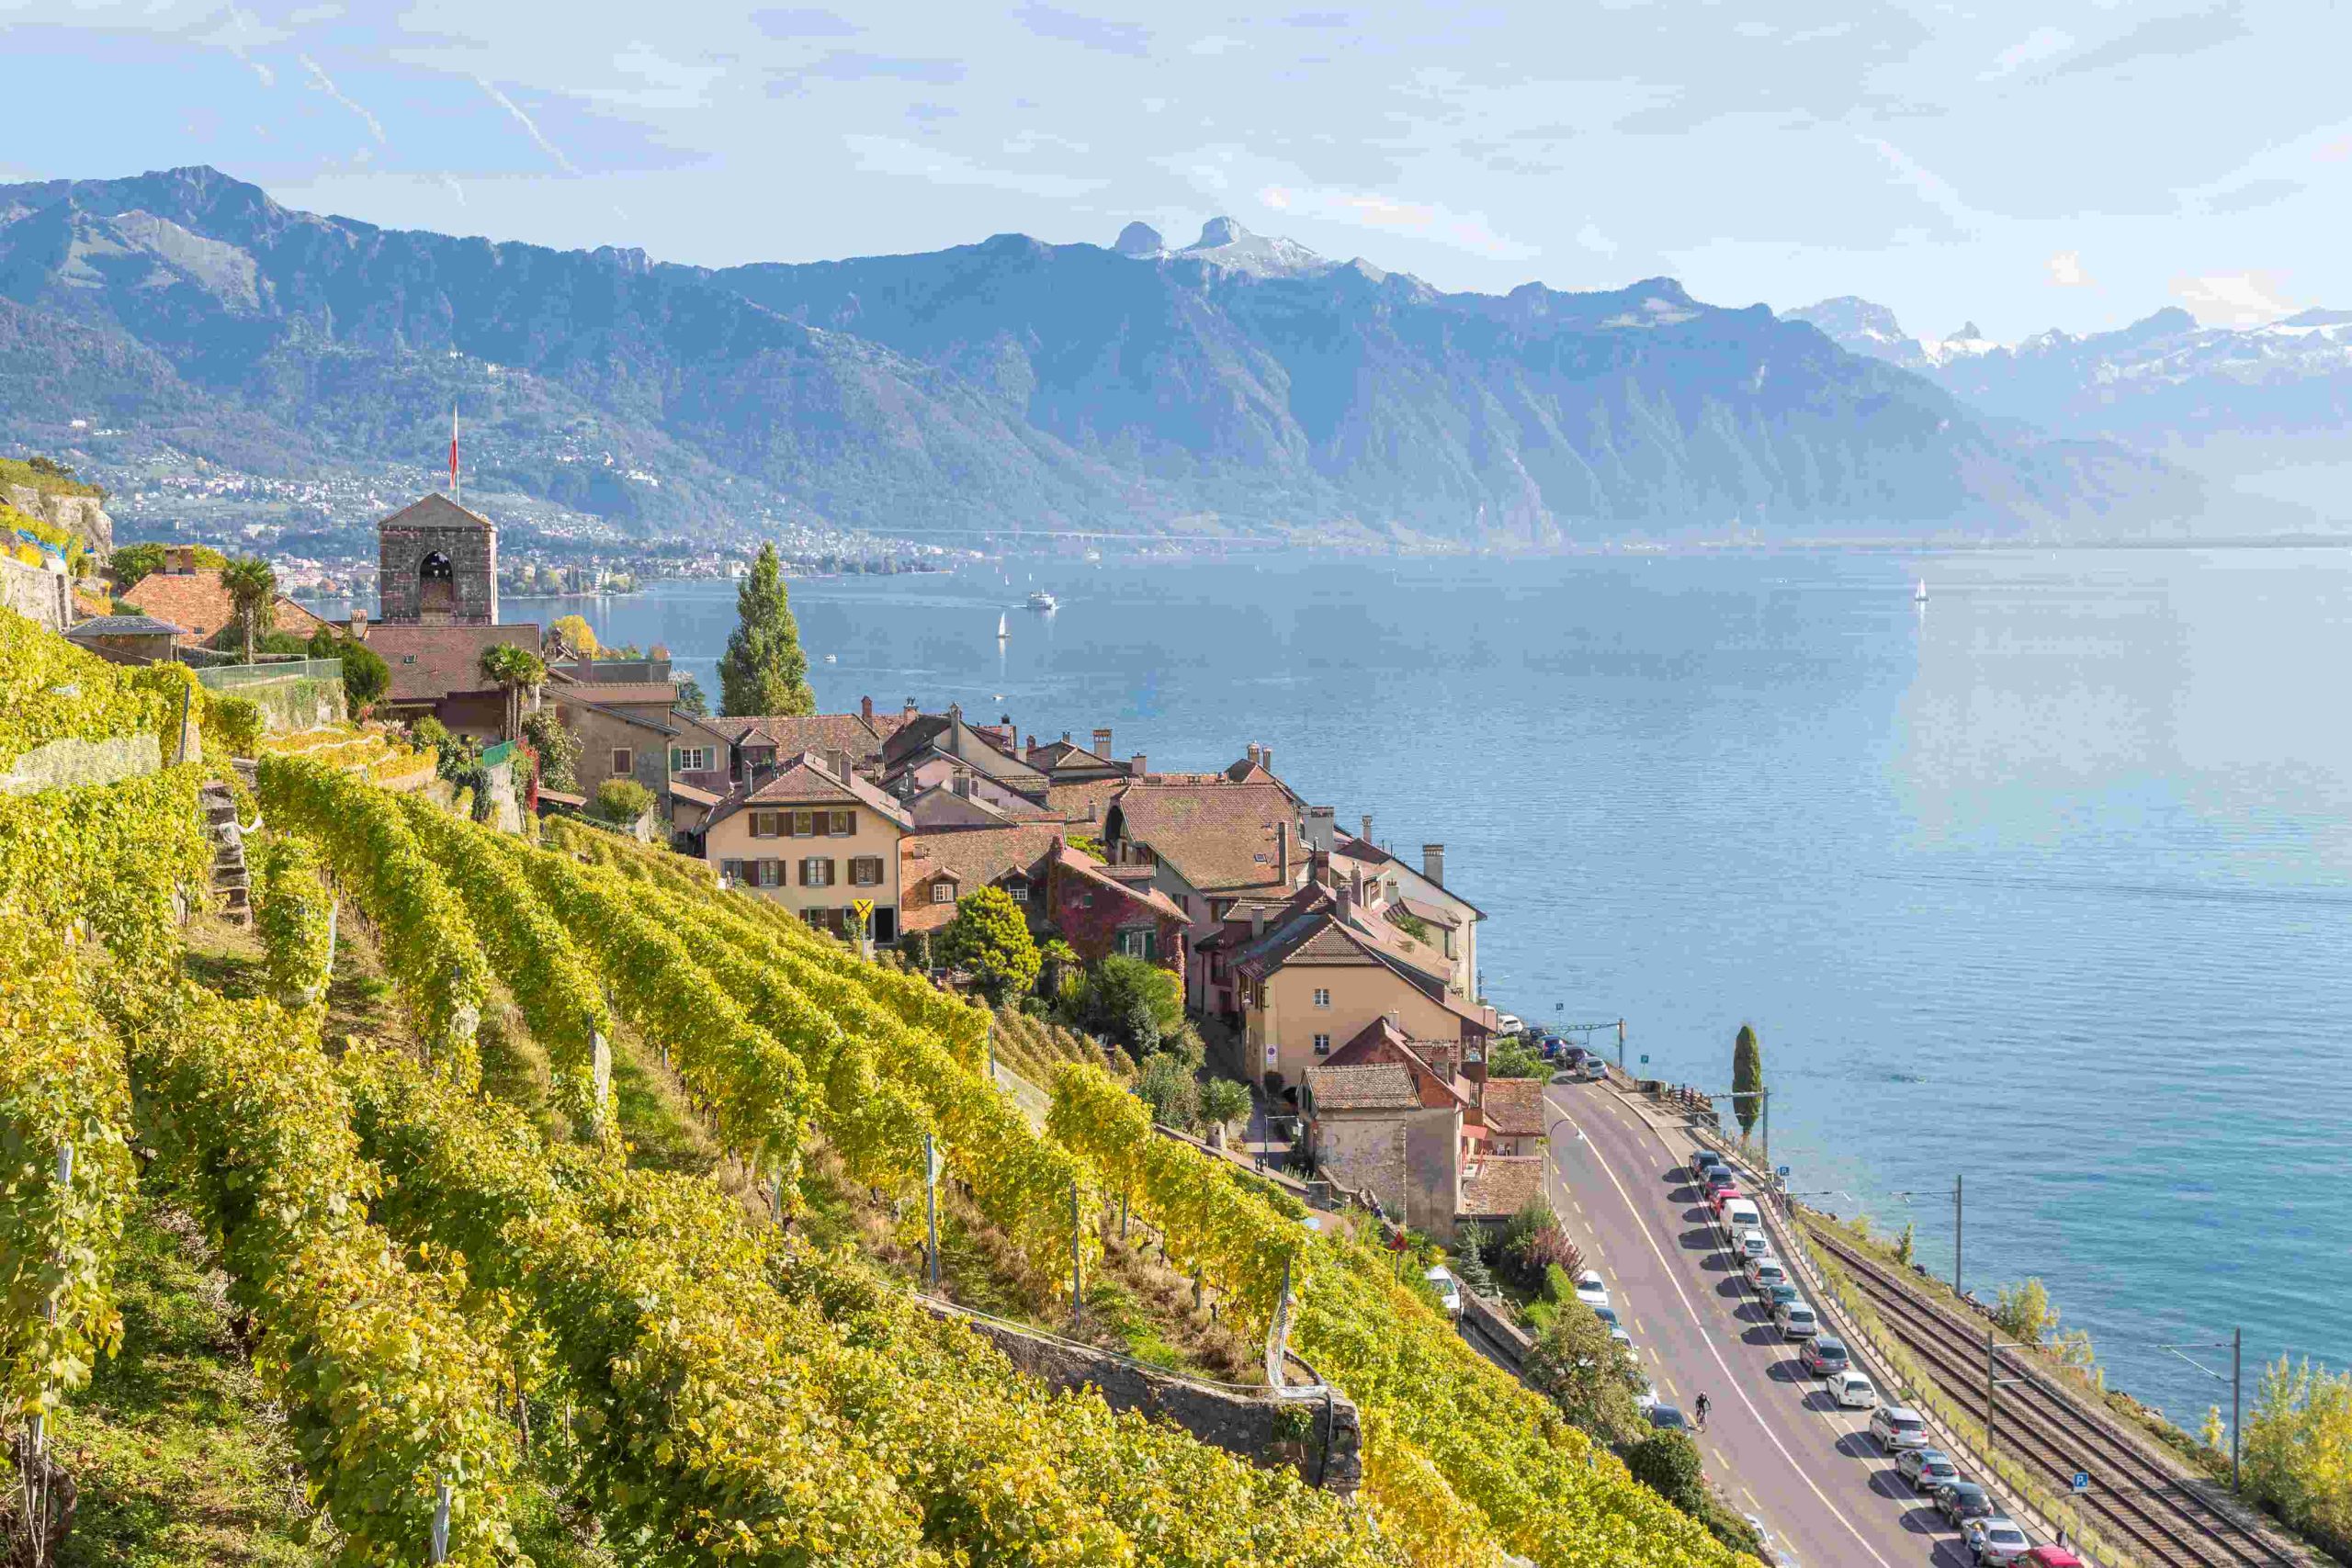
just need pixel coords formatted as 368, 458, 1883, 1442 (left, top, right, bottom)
1745, 1257, 1790, 1292
1894, 1446, 1949, 1486
1609, 1325, 1634, 1352
1573, 1269, 1611, 1310
1705, 1167, 1740, 1198
1833, 1371, 1879, 1409
1964, 1516, 2033, 1565
1869, 1404, 1929, 1450
1590, 1303, 1620, 1328
1579, 1055, 1609, 1081
1495, 1013, 1524, 1036
1935, 1481, 1994, 1527
1799, 1335, 1849, 1376
1424, 1264, 1463, 1318
1647, 1404, 1690, 1431
1718, 1198, 1762, 1239
1689, 1149, 1724, 1180
1774, 1300, 1819, 1339
1736, 1226, 1770, 1261
1634, 1381, 1660, 1412
2018, 1550, 2084, 1568
1765, 1281, 1801, 1312
1908, 1452, 1962, 1495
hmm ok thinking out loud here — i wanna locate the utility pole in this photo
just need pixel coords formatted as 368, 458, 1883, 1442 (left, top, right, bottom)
1985, 1325, 2029, 1456
1955, 1173, 1964, 1299
1760, 1086, 1770, 1170
1616, 1018, 1626, 1072
2233, 1325, 2243, 1493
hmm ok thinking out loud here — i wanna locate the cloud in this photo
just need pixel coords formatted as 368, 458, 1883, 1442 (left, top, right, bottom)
1984, 26, 2075, 79
474, 75, 579, 174
2047, 250, 2092, 287
2170, 271, 2299, 326
1253, 183, 1535, 260
2055, 4, 2250, 77
1014, 3, 1151, 58
300, 54, 386, 144
2203, 177, 2301, 214
842, 133, 1104, 199
750, 6, 861, 38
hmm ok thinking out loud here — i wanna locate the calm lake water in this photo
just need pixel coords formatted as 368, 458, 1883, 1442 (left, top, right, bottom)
499, 547, 2351, 1427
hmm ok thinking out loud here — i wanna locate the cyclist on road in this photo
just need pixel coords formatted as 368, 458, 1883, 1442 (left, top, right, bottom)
1693, 1393, 1712, 1431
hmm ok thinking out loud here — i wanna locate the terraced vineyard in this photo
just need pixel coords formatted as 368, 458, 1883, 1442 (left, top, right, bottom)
2, 607, 1755, 1567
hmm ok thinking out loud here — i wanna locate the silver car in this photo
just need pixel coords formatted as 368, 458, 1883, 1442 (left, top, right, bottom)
1964, 1516, 2033, 1566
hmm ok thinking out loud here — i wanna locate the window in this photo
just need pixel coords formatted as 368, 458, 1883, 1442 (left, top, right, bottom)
757, 859, 781, 888
801, 858, 835, 888
611, 749, 633, 775
1117, 929, 1157, 960
670, 746, 712, 772
1312, 1032, 1332, 1055
1312, 987, 1331, 1009
850, 856, 884, 886
828, 810, 854, 837
932, 880, 956, 904
751, 810, 780, 839
792, 810, 815, 837
720, 859, 745, 886
1002, 878, 1028, 904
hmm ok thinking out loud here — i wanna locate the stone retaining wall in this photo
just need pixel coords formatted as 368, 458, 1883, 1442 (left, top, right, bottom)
916, 1296, 1362, 1495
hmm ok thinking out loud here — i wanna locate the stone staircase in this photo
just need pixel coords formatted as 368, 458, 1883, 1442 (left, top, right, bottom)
200, 779, 251, 926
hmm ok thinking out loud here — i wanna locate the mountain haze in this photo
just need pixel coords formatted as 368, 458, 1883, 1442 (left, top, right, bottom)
0, 166, 2200, 545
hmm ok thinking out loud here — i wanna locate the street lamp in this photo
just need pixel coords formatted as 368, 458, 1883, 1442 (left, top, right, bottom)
2162, 1329, 2244, 1493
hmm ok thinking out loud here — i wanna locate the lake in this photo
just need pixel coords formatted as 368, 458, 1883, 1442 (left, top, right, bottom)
502, 546, 2351, 1427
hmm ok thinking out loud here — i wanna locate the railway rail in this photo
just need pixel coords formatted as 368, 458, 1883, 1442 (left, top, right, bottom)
1808, 1225, 2287, 1568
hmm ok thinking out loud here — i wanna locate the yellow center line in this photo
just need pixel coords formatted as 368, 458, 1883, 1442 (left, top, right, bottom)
1546, 1097, 1898, 1568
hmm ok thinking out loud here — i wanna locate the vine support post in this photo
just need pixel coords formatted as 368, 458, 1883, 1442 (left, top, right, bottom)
430, 1480, 452, 1563
923, 1134, 942, 1292
1069, 1179, 1083, 1333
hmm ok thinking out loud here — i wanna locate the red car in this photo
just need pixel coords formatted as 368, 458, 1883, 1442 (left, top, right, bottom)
1708, 1184, 1745, 1215
2020, 1550, 2083, 1567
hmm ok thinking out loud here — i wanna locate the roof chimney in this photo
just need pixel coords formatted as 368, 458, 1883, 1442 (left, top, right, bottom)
1361, 813, 1373, 844
1306, 805, 1336, 852
861, 695, 875, 722
1130, 752, 1147, 777
1276, 819, 1291, 883
903, 697, 919, 721
1247, 742, 1261, 766
1026, 733, 1036, 750
829, 749, 852, 780
1093, 727, 1113, 757
1251, 905, 1266, 940
1260, 745, 1273, 773
1422, 843, 1445, 888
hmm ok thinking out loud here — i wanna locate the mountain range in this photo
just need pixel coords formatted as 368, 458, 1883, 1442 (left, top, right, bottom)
1789, 297, 2352, 521
0, 165, 2215, 547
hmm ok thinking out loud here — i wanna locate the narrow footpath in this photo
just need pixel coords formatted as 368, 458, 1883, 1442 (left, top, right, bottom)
1544, 1077, 1980, 1568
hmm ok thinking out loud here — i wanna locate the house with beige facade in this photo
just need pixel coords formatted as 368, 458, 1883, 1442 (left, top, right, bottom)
1101, 775, 1306, 1009
700, 751, 912, 942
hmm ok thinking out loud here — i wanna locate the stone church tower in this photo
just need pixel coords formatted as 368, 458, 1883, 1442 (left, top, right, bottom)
376, 493, 500, 625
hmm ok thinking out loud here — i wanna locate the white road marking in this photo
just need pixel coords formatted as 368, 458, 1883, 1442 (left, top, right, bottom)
1548, 1099, 1899, 1568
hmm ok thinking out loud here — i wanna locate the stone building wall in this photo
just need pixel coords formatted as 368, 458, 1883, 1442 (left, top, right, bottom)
379, 515, 498, 625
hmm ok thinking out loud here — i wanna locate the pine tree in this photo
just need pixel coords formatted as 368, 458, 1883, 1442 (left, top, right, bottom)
1732, 1022, 1762, 1139
718, 543, 815, 717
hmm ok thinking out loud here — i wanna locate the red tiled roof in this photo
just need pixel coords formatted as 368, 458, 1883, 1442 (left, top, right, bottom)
1459, 1156, 1544, 1220
1047, 777, 1126, 825
365, 622, 544, 705
379, 492, 492, 532
550, 681, 676, 706
1478, 1078, 1544, 1139
1108, 779, 1297, 895
1048, 841, 1188, 924
708, 750, 912, 831
713, 712, 888, 761
1303, 1063, 1421, 1111
119, 572, 329, 647
898, 823, 1064, 934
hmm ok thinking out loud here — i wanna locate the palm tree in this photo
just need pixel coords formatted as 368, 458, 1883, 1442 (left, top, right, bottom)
479, 641, 547, 741
220, 556, 277, 664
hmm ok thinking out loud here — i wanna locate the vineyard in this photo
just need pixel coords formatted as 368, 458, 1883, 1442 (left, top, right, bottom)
0, 607, 1752, 1567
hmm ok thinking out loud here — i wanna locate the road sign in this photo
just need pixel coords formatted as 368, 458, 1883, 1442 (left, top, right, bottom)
1777, 1165, 1792, 1179
1639, 1054, 1650, 1065
2071, 1471, 2090, 1495
853, 897, 875, 926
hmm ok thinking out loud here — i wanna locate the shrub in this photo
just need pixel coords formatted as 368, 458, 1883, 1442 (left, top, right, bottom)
520, 707, 581, 792
594, 778, 655, 822
203, 694, 263, 759
308, 627, 389, 714
1198, 1077, 1252, 1141
1525, 1304, 1645, 1445
1073, 953, 1182, 1055
936, 886, 1041, 1005
1135, 1052, 1199, 1130
1625, 1430, 1705, 1514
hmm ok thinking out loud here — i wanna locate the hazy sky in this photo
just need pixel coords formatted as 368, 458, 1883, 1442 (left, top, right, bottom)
3, 0, 2344, 341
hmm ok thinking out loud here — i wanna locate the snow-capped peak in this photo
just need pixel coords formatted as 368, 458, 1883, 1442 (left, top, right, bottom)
1174, 217, 1331, 277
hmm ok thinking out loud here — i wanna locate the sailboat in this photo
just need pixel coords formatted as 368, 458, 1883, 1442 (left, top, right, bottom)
1913, 579, 1928, 604
996, 613, 1009, 639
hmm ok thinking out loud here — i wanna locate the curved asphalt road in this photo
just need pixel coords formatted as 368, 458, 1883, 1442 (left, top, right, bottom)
1544, 1077, 1985, 1568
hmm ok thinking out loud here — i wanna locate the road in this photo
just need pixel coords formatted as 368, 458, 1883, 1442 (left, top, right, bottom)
1544, 1077, 1991, 1568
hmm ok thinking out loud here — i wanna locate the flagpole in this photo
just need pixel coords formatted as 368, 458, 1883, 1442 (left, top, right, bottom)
450, 400, 460, 506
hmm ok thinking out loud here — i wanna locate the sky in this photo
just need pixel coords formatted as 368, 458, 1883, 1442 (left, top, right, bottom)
2, 0, 2346, 342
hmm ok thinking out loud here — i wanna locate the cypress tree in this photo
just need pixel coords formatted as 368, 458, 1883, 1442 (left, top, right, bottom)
718, 542, 816, 717
1732, 1022, 1762, 1138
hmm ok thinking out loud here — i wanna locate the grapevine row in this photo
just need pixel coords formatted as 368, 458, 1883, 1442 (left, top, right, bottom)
256, 754, 490, 1084
252, 833, 336, 1008
335, 1039, 1401, 1568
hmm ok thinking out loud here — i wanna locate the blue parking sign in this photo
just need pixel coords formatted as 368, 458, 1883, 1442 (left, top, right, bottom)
1777, 1165, 1792, 1179
2071, 1472, 2090, 1495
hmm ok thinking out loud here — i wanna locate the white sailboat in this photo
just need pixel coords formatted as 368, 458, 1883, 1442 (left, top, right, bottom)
997, 612, 1009, 639
1913, 578, 1928, 604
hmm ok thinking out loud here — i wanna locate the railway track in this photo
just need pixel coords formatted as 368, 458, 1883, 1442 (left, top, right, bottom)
1808, 1226, 2285, 1568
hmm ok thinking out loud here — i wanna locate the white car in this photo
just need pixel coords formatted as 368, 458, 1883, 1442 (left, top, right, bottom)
1736, 1226, 1770, 1261
1745, 1256, 1788, 1292
1869, 1404, 1930, 1450
1964, 1516, 2033, 1566
1425, 1264, 1463, 1318
1833, 1371, 1879, 1410
1573, 1269, 1611, 1311
1773, 1300, 1819, 1340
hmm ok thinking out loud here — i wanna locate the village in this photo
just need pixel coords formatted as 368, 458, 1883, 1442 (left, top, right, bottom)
40, 488, 1540, 1247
